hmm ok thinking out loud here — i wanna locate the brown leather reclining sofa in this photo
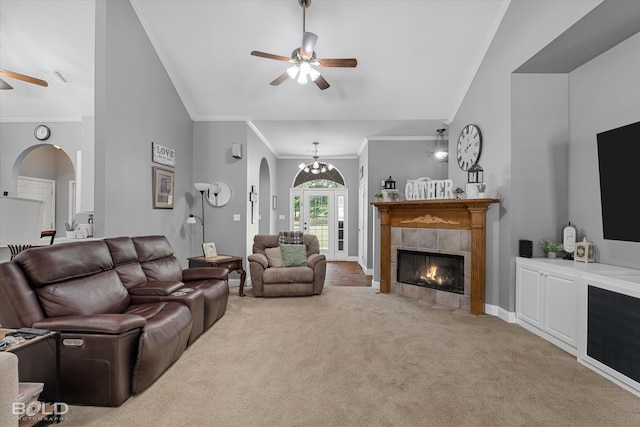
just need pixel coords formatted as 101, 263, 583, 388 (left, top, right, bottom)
0, 235, 229, 406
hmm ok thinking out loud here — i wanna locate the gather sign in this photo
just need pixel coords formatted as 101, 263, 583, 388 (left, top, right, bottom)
404, 177, 454, 200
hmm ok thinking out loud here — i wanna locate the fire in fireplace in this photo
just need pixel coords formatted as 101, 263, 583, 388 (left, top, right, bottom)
397, 249, 464, 294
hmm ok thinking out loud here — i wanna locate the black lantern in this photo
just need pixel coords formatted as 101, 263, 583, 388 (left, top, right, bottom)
468, 164, 483, 184
384, 176, 396, 189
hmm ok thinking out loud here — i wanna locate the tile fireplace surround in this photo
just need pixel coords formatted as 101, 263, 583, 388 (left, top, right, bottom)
372, 199, 499, 315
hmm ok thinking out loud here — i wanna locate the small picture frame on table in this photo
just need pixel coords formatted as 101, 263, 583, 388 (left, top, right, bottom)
202, 242, 218, 258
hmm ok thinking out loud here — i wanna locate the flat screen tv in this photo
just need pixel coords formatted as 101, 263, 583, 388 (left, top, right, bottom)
597, 121, 640, 242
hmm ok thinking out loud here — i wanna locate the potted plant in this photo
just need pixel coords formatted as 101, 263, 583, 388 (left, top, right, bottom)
453, 187, 465, 199
476, 183, 487, 198
373, 192, 383, 202
387, 190, 400, 201
538, 239, 564, 258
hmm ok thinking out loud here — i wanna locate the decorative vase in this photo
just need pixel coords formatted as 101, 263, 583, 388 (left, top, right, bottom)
547, 252, 557, 259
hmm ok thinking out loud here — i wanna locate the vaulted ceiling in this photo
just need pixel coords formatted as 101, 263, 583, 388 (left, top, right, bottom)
0, 0, 509, 158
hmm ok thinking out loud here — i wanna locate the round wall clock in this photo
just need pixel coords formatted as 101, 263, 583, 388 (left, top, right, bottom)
456, 124, 482, 171
34, 124, 51, 141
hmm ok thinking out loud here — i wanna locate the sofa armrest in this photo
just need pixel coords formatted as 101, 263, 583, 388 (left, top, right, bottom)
33, 314, 146, 334
128, 280, 185, 296
248, 253, 268, 269
307, 253, 326, 269
182, 267, 229, 281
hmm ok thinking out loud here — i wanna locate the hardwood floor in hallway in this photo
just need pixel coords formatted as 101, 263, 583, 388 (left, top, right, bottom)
325, 261, 372, 287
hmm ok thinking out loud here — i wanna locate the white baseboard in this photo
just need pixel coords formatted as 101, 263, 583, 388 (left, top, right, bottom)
371, 280, 380, 290
485, 303, 516, 323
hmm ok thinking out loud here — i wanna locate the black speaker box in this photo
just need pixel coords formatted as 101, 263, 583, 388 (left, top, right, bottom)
519, 240, 533, 258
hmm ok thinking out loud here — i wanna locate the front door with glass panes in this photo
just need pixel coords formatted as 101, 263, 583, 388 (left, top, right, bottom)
290, 189, 347, 261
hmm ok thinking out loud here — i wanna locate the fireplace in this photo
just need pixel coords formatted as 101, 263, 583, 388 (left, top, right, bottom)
397, 250, 464, 294
372, 198, 499, 314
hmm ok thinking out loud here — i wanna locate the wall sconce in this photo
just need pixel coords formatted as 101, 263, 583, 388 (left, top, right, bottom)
232, 143, 243, 159
206, 182, 232, 207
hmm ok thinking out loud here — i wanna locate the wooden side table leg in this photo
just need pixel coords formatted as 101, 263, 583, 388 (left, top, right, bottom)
238, 267, 246, 297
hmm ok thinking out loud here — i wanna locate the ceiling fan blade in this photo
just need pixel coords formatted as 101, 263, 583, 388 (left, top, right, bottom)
270, 72, 290, 86
0, 69, 48, 87
250, 51, 293, 62
316, 58, 358, 68
0, 76, 13, 90
300, 32, 318, 60
314, 74, 330, 90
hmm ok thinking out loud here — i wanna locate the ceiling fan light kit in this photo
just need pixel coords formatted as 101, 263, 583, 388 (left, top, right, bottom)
250, 0, 357, 90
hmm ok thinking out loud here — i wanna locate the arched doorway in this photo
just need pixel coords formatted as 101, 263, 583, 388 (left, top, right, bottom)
290, 165, 347, 261
14, 144, 76, 233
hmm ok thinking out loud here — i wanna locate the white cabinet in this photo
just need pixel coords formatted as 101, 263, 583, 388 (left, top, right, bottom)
516, 258, 640, 396
516, 257, 578, 354
515, 262, 544, 328
543, 269, 577, 347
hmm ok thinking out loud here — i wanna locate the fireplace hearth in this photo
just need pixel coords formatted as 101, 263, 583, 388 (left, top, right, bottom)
397, 250, 464, 294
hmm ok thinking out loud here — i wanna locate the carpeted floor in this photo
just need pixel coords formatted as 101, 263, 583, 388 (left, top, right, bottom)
61, 285, 640, 427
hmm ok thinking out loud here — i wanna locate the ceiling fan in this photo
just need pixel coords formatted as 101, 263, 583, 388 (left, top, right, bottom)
250, 0, 357, 90
0, 68, 48, 90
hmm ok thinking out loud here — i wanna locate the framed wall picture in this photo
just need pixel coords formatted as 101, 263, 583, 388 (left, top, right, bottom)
153, 167, 174, 209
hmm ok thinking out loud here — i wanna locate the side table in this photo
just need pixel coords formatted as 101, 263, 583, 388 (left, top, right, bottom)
1, 328, 61, 424
188, 255, 247, 296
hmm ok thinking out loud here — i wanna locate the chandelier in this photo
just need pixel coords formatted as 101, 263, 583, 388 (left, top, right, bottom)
298, 141, 334, 174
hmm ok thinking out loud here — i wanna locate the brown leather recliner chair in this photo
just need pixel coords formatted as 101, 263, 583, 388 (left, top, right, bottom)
248, 234, 326, 297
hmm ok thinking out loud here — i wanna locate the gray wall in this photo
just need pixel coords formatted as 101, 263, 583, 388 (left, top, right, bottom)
511, 74, 570, 257
247, 126, 278, 255
0, 121, 83, 238
94, 0, 194, 264
568, 31, 640, 268
275, 158, 360, 257
192, 121, 247, 258
450, 0, 639, 312
367, 139, 449, 281
0, 122, 82, 198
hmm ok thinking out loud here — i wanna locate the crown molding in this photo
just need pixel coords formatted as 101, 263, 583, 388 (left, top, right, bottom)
0, 117, 83, 123
366, 135, 437, 141
193, 116, 250, 122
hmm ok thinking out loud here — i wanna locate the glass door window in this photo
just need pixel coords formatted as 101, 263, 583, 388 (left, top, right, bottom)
290, 189, 347, 260
306, 194, 330, 253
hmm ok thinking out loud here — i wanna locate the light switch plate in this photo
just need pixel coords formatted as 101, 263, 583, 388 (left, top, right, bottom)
233, 214, 240, 221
